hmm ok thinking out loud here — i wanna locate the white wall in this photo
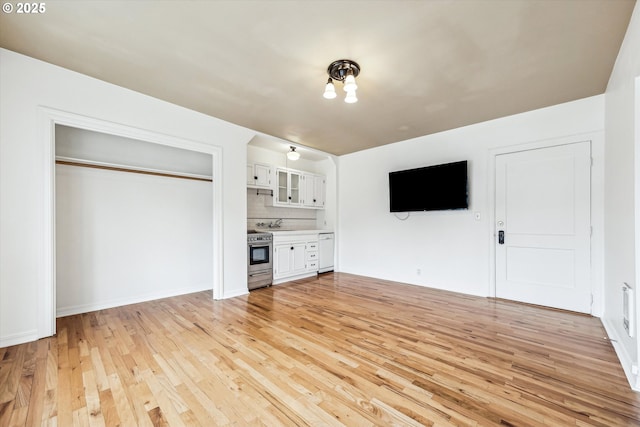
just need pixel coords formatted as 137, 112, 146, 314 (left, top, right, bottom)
0, 48, 255, 347
56, 165, 212, 316
338, 96, 604, 301
603, 3, 640, 390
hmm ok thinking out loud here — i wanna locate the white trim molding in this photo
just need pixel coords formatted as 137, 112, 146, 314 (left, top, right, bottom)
603, 317, 640, 392
0, 329, 39, 349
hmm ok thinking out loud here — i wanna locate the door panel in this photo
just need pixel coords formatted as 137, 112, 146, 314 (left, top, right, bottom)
277, 170, 288, 204
506, 247, 575, 288
505, 155, 577, 235
292, 244, 306, 273
289, 172, 301, 205
303, 174, 315, 207
274, 245, 291, 277
495, 142, 591, 313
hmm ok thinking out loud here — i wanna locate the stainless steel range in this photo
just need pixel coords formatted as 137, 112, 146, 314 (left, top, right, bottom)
247, 231, 273, 290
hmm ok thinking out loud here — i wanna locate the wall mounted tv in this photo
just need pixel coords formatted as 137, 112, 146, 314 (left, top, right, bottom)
389, 160, 468, 212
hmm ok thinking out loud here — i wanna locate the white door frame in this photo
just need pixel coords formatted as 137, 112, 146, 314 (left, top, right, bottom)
487, 133, 603, 315
634, 75, 640, 390
38, 106, 224, 338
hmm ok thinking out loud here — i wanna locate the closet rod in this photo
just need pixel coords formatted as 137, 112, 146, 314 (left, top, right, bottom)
55, 159, 213, 182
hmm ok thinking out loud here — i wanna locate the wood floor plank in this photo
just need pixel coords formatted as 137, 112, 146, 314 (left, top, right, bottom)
106, 372, 138, 427
1, 272, 640, 426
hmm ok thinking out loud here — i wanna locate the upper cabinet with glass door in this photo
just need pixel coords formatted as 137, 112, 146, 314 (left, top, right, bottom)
267, 167, 325, 209
254, 163, 326, 209
273, 168, 303, 206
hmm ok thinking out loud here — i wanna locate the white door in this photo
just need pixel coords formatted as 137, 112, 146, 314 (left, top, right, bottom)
495, 141, 591, 313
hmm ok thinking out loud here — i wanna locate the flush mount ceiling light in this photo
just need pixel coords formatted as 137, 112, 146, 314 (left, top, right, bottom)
286, 146, 300, 161
323, 59, 360, 103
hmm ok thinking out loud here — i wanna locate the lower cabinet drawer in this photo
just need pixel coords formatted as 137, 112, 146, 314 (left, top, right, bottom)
306, 251, 318, 261
307, 260, 318, 271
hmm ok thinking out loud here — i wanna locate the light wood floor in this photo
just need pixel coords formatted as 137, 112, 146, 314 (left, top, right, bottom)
1, 273, 639, 426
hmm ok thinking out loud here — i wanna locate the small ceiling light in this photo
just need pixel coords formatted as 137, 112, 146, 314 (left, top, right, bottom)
323, 78, 337, 99
343, 72, 357, 93
323, 59, 360, 103
287, 146, 300, 161
344, 89, 358, 104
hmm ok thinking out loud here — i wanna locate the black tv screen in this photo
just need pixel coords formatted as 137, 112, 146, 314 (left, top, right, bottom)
389, 161, 468, 212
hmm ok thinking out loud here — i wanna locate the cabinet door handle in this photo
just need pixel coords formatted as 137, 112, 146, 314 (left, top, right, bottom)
254, 176, 258, 180
290, 246, 294, 250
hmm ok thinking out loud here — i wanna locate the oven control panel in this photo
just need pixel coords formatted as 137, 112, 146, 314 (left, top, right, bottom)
248, 233, 272, 243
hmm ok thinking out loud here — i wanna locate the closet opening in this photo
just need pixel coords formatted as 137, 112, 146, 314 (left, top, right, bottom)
54, 125, 214, 318
38, 107, 223, 339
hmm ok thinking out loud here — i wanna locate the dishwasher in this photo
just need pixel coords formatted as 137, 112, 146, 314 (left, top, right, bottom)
318, 232, 334, 273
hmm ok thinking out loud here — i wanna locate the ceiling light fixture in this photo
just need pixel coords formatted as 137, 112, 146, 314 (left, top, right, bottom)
323, 59, 360, 103
287, 146, 300, 161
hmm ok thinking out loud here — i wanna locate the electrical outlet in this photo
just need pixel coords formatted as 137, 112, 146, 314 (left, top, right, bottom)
416, 268, 421, 275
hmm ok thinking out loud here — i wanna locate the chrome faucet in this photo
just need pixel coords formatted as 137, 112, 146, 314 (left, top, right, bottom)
270, 219, 283, 228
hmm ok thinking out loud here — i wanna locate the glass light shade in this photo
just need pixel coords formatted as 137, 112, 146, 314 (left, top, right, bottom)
343, 74, 358, 92
287, 150, 300, 161
323, 81, 337, 99
344, 89, 358, 104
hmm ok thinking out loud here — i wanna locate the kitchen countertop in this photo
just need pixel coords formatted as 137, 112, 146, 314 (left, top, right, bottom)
253, 229, 332, 235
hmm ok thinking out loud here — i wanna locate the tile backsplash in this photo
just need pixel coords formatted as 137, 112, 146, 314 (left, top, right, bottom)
247, 189, 318, 230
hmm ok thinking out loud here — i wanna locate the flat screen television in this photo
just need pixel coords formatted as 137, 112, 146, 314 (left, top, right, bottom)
389, 160, 468, 212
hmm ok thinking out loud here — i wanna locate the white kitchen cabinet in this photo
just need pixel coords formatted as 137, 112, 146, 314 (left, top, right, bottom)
247, 162, 272, 189
267, 167, 325, 209
274, 243, 306, 279
273, 233, 319, 283
250, 163, 324, 209
273, 168, 303, 206
303, 173, 325, 208
306, 240, 319, 270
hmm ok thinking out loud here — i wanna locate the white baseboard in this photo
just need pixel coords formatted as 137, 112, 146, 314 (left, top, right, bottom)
223, 288, 249, 299
602, 317, 640, 392
0, 329, 38, 348
56, 284, 212, 317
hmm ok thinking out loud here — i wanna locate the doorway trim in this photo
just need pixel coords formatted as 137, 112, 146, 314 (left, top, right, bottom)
487, 132, 603, 315
38, 106, 224, 338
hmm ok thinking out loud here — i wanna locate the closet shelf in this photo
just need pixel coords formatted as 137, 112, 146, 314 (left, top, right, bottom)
55, 156, 213, 182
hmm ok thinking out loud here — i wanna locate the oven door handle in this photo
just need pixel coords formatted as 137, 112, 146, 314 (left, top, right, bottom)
249, 270, 272, 277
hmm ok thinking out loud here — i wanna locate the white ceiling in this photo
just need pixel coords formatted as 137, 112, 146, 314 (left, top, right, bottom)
0, 0, 635, 156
